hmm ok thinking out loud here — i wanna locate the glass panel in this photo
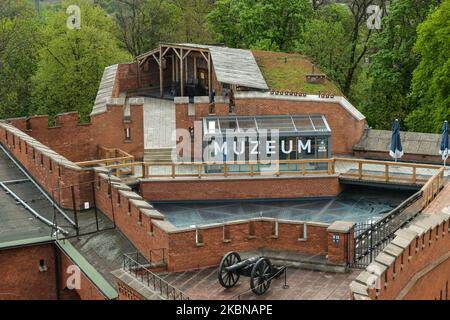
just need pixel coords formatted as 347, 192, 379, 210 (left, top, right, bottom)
293, 117, 315, 132
206, 119, 219, 134
256, 117, 296, 133
218, 118, 238, 133
311, 116, 328, 132
236, 118, 257, 132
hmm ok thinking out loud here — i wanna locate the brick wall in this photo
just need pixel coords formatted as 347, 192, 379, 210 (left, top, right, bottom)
140, 175, 342, 202
92, 170, 353, 272
0, 122, 94, 209
0, 243, 57, 300
176, 97, 366, 156
350, 212, 450, 300
8, 113, 96, 162
94, 170, 167, 264
0, 242, 113, 300
91, 103, 144, 160
164, 220, 329, 272
58, 248, 108, 300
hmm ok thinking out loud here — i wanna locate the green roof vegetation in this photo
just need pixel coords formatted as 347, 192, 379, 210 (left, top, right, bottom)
253, 50, 342, 95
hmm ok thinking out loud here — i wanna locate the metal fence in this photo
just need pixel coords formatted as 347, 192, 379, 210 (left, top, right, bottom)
123, 253, 190, 300
351, 190, 424, 268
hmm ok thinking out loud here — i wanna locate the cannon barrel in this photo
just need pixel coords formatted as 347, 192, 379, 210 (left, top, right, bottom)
224, 256, 261, 272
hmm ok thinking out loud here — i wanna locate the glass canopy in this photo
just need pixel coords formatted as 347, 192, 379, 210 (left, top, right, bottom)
203, 115, 331, 136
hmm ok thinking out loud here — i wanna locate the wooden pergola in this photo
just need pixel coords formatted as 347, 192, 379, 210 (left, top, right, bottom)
135, 43, 213, 98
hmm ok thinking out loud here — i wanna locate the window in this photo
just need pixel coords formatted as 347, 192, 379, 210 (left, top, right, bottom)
298, 224, 307, 241
272, 221, 279, 238
223, 224, 231, 242
124, 127, 131, 141
195, 228, 204, 246
248, 221, 256, 239
49, 160, 53, 172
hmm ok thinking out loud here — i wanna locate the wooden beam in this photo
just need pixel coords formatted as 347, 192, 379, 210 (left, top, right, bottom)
182, 49, 192, 60
159, 46, 163, 97
152, 53, 161, 66
180, 48, 184, 96
208, 52, 212, 97
172, 55, 175, 82
161, 46, 171, 58
172, 48, 181, 59
175, 54, 179, 82
136, 59, 141, 88
194, 56, 197, 80
200, 51, 208, 62
185, 58, 188, 84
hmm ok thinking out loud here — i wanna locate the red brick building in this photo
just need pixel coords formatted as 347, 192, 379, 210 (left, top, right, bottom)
0, 43, 449, 301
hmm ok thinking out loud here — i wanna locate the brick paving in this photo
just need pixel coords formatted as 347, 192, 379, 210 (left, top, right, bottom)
159, 267, 360, 300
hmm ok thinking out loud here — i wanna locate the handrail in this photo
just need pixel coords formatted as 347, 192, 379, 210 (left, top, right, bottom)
122, 253, 189, 300
103, 158, 445, 187
76, 146, 135, 172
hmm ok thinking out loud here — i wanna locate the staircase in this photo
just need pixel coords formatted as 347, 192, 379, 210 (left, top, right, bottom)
113, 253, 189, 300
144, 148, 174, 163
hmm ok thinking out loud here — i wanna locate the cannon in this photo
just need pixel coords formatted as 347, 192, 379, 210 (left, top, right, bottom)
217, 251, 285, 295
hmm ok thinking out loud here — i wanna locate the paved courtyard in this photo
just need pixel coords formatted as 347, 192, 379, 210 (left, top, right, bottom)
158, 267, 360, 300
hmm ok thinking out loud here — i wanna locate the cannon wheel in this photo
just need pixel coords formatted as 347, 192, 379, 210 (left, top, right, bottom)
218, 251, 241, 288
250, 258, 273, 295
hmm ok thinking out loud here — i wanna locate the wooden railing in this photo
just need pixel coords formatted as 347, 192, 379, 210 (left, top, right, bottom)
103, 158, 444, 186
104, 158, 336, 179
76, 146, 135, 174
334, 158, 441, 185
421, 167, 445, 206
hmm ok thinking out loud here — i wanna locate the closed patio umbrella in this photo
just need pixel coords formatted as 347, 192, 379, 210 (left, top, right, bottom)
439, 120, 449, 167
389, 119, 403, 162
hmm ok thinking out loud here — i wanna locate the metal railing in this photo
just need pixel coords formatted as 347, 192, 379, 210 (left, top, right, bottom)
123, 253, 189, 300
351, 166, 445, 268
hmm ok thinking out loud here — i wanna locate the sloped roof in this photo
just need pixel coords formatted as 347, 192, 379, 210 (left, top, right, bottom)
354, 129, 442, 156
208, 46, 268, 90
157, 43, 269, 90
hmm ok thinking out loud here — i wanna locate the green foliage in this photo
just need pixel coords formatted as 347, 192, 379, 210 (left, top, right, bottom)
406, 0, 450, 132
96, 0, 214, 57
32, 0, 131, 123
0, 0, 41, 119
208, 0, 312, 52
356, 0, 440, 130
296, 4, 353, 90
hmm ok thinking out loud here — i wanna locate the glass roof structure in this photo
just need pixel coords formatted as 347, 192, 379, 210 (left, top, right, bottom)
203, 115, 331, 136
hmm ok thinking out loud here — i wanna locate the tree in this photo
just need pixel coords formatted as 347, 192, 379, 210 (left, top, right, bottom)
0, 0, 41, 119
405, 0, 450, 132
208, 0, 312, 52
32, 0, 132, 123
356, 0, 440, 130
171, 0, 215, 44
297, 4, 353, 90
